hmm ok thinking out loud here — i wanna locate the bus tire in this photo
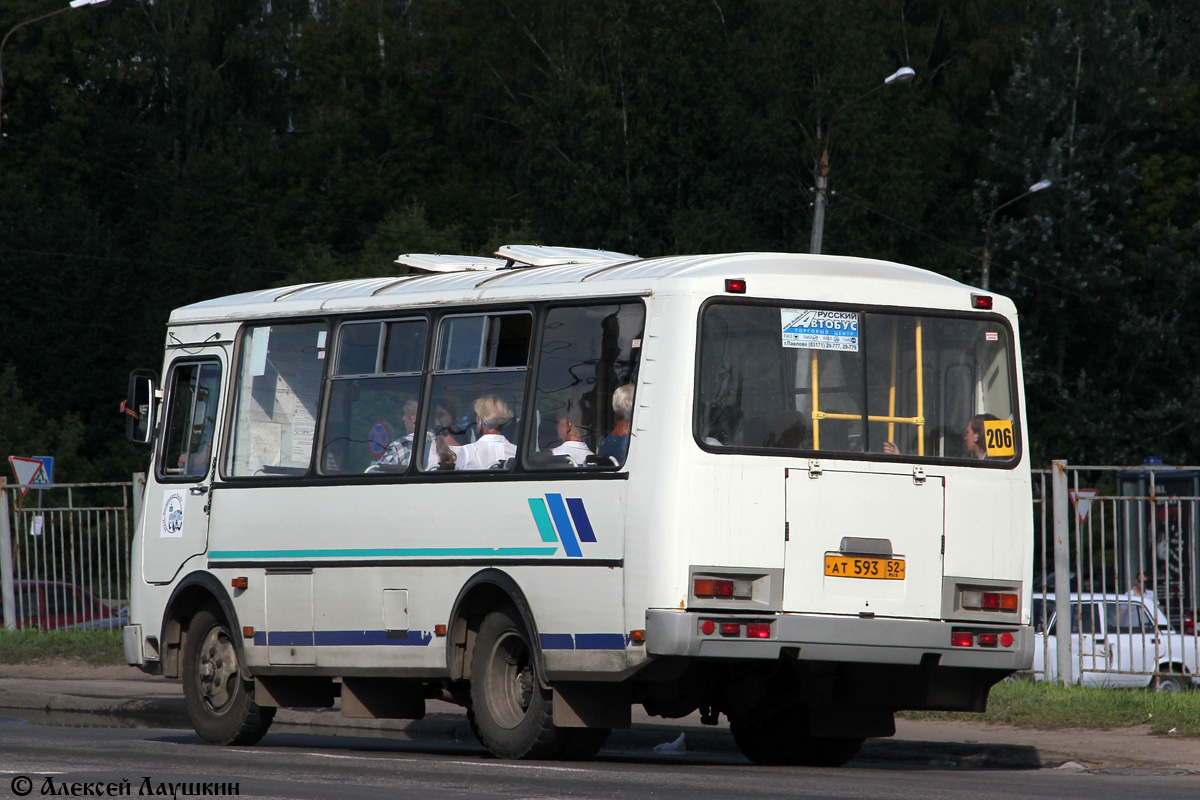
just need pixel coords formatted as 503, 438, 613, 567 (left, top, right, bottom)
556, 727, 611, 760
182, 609, 275, 745
468, 607, 561, 759
807, 736, 864, 767
730, 711, 861, 767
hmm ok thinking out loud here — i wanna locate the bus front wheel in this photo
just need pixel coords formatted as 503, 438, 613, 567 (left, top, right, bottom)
182, 608, 275, 745
468, 608, 562, 759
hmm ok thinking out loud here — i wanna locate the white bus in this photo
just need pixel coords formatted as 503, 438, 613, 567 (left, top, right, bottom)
124, 247, 1033, 765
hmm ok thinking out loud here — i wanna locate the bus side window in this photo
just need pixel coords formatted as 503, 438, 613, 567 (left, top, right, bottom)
421, 312, 532, 472
226, 322, 327, 477
159, 361, 222, 480
319, 319, 427, 475
525, 302, 644, 470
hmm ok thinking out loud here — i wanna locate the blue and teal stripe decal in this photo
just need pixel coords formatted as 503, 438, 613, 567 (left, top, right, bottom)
527, 493, 596, 558
209, 496, 598, 561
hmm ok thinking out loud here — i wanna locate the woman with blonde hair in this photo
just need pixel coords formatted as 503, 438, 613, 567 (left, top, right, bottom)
453, 394, 517, 470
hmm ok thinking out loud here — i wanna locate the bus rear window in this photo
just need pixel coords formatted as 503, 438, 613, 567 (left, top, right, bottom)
696, 303, 1019, 463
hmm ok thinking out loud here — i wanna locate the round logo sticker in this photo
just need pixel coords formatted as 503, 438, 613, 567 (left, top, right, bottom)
161, 491, 185, 538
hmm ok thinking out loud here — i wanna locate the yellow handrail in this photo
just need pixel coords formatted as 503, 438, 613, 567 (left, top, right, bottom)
808, 315, 925, 453
811, 349, 820, 450
915, 318, 925, 455
887, 316, 898, 443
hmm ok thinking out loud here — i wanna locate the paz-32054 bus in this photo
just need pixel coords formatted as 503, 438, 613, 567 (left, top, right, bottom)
123, 247, 1033, 765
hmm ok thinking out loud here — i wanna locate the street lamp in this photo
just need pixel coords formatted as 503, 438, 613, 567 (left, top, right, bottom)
0, 0, 110, 152
810, 66, 915, 255
980, 179, 1052, 290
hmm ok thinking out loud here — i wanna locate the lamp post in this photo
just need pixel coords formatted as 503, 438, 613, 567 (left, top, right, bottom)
980, 179, 1052, 290
0, 0, 110, 152
810, 66, 915, 255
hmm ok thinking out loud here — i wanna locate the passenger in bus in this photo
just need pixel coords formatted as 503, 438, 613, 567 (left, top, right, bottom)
180, 437, 212, 477
432, 397, 465, 447
597, 384, 634, 461
551, 402, 592, 466
366, 399, 426, 473
964, 413, 1001, 459
453, 394, 517, 470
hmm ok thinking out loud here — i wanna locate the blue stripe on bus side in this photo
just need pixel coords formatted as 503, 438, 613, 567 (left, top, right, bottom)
539, 633, 626, 650
565, 497, 596, 543
539, 633, 575, 650
255, 630, 434, 647
250, 630, 621, 650
544, 493, 583, 557
573, 633, 626, 650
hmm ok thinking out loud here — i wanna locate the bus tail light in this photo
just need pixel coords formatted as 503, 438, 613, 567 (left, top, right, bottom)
694, 577, 752, 600
719, 622, 741, 637
971, 293, 993, 310
746, 622, 771, 639
961, 590, 1018, 612
977, 632, 999, 647
999, 632, 1014, 647
951, 630, 974, 648
725, 278, 747, 294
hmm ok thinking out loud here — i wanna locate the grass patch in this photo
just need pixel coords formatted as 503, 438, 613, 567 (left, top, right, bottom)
0, 629, 125, 667
899, 677, 1200, 737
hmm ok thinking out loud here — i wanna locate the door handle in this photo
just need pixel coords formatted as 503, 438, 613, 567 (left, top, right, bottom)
189, 485, 209, 496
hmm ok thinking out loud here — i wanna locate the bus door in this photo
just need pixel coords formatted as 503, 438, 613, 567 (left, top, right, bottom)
143, 354, 226, 584
783, 464, 945, 619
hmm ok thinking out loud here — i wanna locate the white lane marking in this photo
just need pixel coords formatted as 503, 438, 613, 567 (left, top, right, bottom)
445, 761, 590, 773
0, 770, 65, 775
299, 753, 589, 773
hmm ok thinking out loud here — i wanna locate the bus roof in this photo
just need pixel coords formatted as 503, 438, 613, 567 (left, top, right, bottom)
169, 250, 1007, 325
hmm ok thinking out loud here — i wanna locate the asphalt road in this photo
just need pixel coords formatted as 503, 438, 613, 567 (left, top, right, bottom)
2, 721, 1199, 800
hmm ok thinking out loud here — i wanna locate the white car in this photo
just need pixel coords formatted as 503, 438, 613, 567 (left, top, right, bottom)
1031, 593, 1200, 692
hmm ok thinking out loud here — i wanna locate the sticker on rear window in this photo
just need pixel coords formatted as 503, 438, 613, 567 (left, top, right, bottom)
781, 309, 859, 352
983, 419, 1016, 457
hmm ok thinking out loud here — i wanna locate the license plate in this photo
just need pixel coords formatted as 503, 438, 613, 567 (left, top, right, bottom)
824, 554, 905, 580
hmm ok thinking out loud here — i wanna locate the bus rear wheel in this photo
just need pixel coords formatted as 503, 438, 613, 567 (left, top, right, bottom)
182, 608, 275, 745
469, 608, 580, 759
730, 710, 862, 767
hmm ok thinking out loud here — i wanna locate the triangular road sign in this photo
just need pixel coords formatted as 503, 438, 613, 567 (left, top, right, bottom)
8, 456, 47, 497
1069, 488, 1100, 524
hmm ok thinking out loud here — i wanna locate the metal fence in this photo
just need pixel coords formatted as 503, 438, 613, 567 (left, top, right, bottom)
4, 467, 1198, 687
0, 477, 141, 631
1032, 462, 1200, 687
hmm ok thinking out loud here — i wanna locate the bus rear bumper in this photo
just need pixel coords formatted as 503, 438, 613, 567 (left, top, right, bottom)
644, 609, 1033, 671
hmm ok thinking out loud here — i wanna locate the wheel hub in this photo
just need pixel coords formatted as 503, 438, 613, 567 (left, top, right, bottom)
198, 626, 238, 712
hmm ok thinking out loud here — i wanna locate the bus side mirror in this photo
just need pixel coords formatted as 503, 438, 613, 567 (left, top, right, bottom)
125, 369, 158, 445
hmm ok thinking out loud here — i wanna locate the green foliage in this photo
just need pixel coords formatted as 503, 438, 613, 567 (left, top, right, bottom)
0, 629, 125, 667
901, 677, 1200, 737
0, 0, 1196, 469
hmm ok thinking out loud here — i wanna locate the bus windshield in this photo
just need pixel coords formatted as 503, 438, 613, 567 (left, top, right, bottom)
697, 302, 1019, 463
